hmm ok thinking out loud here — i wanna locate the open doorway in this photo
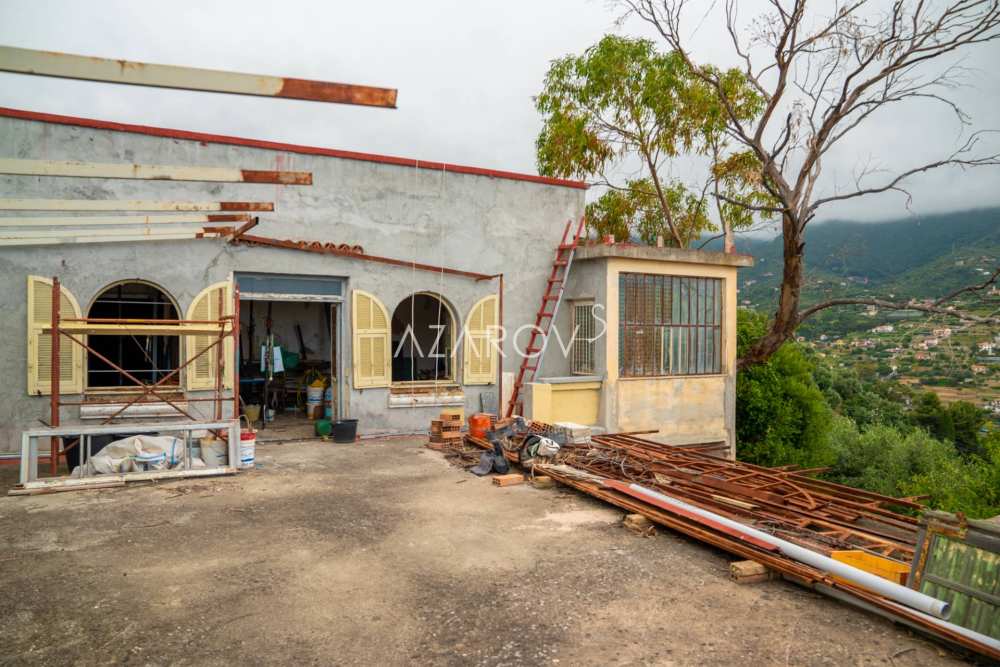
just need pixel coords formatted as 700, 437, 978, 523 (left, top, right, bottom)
236, 273, 343, 440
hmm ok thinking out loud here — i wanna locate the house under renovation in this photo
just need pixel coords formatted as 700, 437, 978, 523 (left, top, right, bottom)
0, 106, 750, 468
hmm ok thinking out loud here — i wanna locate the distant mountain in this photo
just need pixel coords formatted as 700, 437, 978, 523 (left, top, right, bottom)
727, 207, 1000, 337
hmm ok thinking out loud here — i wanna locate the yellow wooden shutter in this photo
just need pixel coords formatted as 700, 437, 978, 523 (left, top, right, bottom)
26, 276, 84, 395
352, 289, 390, 388
185, 280, 234, 391
463, 295, 498, 385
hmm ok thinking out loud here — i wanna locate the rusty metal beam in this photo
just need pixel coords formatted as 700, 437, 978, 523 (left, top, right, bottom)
0, 159, 312, 184
0, 199, 273, 212
0, 46, 397, 108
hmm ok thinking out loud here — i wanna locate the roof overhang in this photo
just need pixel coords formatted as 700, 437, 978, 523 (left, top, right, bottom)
575, 244, 754, 268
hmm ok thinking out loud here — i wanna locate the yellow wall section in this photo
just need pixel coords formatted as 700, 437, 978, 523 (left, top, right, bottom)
615, 375, 728, 442
529, 381, 602, 425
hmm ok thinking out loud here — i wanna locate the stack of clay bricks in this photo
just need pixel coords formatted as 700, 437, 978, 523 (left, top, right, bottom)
429, 409, 463, 445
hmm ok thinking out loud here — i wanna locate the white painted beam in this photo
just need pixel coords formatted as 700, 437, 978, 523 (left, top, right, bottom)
0, 199, 273, 211
0, 213, 250, 227
0, 158, 312, 184
0, 233, 212, 247
0, 45, 397, 108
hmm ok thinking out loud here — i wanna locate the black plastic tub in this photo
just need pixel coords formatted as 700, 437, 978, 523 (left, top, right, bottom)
332, 419, 358, 443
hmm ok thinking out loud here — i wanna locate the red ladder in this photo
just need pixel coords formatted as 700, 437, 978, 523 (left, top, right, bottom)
505, 216, 587, 417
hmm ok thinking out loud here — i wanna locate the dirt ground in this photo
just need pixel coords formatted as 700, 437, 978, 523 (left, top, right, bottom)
0, 436, 974, 666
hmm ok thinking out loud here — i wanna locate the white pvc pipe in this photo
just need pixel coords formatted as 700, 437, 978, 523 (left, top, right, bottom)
625, 482, 951, 620
817, 584, 1000, 656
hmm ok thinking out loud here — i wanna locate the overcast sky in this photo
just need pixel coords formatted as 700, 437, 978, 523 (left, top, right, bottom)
1, 0, 999, 226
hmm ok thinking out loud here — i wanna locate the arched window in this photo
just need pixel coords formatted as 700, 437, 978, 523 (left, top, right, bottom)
87, 281, 180, 388
390, 293, 455, 383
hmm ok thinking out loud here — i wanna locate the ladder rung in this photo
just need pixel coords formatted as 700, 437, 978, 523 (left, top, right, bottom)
526, 347, 541, 354
547, 278, 563, 283
543, 295, 559, 301
558, 243, 576, 250
554, 260, 568, 266
539, 311, 554, 318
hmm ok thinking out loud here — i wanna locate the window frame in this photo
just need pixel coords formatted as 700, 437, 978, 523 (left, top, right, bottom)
390, 291, 458, 387
618, 272, 724, 378
571, 299, 597, 376
85, 280, 182, 392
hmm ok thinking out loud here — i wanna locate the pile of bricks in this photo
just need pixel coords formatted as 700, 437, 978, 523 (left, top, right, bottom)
428, 409, 463, 446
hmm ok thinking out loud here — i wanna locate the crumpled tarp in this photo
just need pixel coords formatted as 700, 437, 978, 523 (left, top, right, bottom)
71, 434, 205, 477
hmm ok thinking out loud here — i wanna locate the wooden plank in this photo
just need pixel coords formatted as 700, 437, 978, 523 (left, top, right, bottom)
0, 214, 250, 227
0, 158, 312, 184
1, 225, 220, 239
0, 199, 273, 211
0, 45, 397, 108
44, 322, 228, 336
0, 232, 219, 247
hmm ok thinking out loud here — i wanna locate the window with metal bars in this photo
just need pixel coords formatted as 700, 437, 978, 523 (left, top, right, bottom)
571, 302, 596, 375
618, 273, 723, 377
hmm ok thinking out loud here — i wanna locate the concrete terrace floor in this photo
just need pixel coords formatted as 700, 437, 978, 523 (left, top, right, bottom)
0, 436, 971, 666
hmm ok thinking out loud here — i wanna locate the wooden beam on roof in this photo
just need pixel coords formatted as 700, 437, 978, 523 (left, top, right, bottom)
0, 46, 397, 108
0, 213, 250, 227
0, 233, 217, 247
0, 225, 224, 238
0, 159, 312, 184
0, 199, 273, 211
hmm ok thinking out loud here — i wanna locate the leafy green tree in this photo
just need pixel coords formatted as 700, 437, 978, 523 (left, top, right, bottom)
827, 417, 1000, 518
912, 392, 956, 443
735, 310, 834, 468
948, 401, 987, 457
535, 35, 766, 249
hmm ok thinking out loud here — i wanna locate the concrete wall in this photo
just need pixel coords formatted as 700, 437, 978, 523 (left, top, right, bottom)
0, 115, 584, 451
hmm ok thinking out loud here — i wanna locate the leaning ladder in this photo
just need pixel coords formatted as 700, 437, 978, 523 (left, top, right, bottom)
505, 216, 586, 417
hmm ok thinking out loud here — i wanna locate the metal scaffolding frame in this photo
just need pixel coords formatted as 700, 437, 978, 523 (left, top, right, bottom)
42, 275, 240, 477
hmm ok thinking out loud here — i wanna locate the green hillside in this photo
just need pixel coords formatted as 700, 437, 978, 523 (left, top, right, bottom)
735, 208, 1000, 333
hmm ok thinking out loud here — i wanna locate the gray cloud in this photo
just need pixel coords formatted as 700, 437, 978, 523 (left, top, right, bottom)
1, 0, 998, 224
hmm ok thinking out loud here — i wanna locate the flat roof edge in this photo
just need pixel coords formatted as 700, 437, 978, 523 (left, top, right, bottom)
0, 107, 589, 191
575, 244, 754, 267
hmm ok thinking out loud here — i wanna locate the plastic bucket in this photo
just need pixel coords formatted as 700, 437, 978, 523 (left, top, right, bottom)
244, 404, 261, 424
202, 440, 228, 467
239, 430, 256, 469
315, 419, 333, 438
469, 413, 491, 439
332, 419, 358, 443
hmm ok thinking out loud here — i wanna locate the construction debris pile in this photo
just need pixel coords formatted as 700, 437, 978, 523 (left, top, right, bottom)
427, 416, 1000, 661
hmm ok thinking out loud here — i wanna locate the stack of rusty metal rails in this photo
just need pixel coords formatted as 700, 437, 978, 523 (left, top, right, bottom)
456, 428, 999, 659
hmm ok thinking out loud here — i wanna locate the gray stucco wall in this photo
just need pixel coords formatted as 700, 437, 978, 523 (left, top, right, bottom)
540, 258, 607, 379
0, 116, 584, 451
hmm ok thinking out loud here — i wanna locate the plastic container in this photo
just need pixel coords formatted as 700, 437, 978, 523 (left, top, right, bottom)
201, 440, 228, 467
244, 404, 261, 425
306, 381, 324, 419
315, 419, 333, 438
468, 413, 491, 439
324, 385, 334, 419
282, 350, 300, 370
831, 550, 910, 585
239, 429, 256, 469
332, 419, 358, 443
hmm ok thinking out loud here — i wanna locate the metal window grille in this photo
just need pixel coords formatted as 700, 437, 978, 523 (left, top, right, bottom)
619, 273, 722, 377
572, 303, 596, 375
